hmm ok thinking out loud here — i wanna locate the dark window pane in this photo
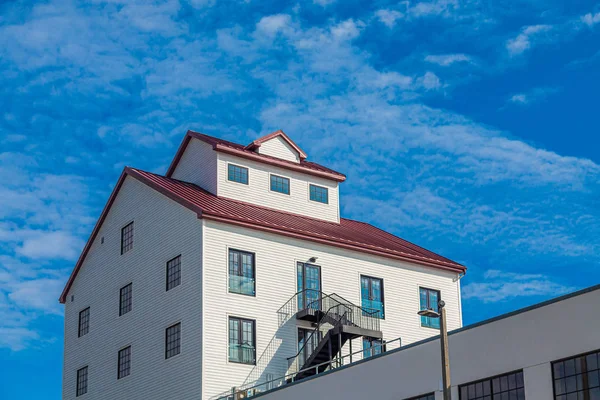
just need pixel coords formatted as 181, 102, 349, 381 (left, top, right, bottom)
589, 371, 600, 389
119, 283, 132, 316
121, 222, 134, 254
228, 250, 255, 296
228, 317, 255, 365
588, 354, 599, 371
76, 366, 88, 397
555, 362, 565, 379
78, 308, 90, 337
166, 255, 182, 291
460, 371, 524, 400
165, 323, 181, 359
118, 346, 131, 379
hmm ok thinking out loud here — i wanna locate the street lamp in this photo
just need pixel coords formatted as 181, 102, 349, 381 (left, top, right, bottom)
418, 300, 451, 400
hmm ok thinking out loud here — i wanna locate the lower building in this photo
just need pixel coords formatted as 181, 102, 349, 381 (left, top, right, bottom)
228, 284, 600, 400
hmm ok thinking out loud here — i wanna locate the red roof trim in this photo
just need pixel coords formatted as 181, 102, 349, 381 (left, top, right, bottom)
214, 144, 346, 182
165, 130, 346, 182
59, 169, 128, 303
245, 130, 308, 160
202, 214, 466, 273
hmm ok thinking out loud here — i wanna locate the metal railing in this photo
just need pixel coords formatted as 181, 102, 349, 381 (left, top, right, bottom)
209, 337, 402, 400
286, 292, 381, 376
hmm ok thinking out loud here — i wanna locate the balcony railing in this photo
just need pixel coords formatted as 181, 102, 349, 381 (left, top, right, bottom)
361, 298, 384, 319
228, 275, 255, 296
229, 343, 256, 365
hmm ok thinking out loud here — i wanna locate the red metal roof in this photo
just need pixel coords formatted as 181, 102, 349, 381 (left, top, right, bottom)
59, 167, 464, 303
165, 130, 346, 182
133, 168, 465, 271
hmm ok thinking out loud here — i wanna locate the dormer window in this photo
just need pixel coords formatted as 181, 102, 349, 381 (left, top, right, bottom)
228, 164, 248, 185
270, 175, 290, 195
309, 184, 328, 204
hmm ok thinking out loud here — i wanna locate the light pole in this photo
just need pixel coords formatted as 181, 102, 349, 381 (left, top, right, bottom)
418, 300, 451, 400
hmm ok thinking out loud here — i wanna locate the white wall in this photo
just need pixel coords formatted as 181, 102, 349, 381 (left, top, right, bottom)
255, 286, 600, 400
171, 138, 218, 194
62, 176, 204, 400
216, 152, 340, 223
201, 219, 462, 399
257, 136, 301, 163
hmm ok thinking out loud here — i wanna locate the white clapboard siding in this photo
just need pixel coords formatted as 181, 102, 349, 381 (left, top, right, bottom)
201, 219, 462, 398
171, 138, 219, 194
62, 176, 204, 400
257, 136, 301, 163
217, 152, 340, 223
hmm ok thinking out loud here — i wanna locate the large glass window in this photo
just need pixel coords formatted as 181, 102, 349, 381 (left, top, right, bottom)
270, 175, 290, 194
78, 307, 90, 337
361, 276, 384, 319
119, 283, 132, 316
420, 287, 440, 329
165, 323, 181, 359
121, 222, 134, 254
309, 184, 328, 204
228, 249, 255, 296
166, 255, 182, 291
76, 366, 88, 397
297, 262, 321, 311
552, 349, 600, 399
363, 337, 383, 358
229, 317, 256, 365
228, 164, 249, 184
459, 370, 525, 400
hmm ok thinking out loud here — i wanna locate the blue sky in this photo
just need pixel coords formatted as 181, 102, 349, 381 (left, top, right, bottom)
1, 0, 599, 398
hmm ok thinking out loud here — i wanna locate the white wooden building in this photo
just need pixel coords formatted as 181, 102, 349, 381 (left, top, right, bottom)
60, 130, 466, 399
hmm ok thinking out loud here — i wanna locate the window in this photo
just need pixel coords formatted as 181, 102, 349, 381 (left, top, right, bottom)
297, 262, 321, 311
361, 276, 384, 319
165, 323, 181, 359
119, 283, 132, 316
166, 255, 182, 291
552, 349, 600, 399
420, 287, 440, 329
298, 328, 320, 366
78, 307, 90, 337
405, 394, 435, 400
228, 164, 248, 185
228, 249, 255, 296
76, 366, 88, 397
117, 346, 131, 379
459, 370, 525, 400
309, 184, 328, 204
121, 222, 134, 254
363, 337, 384, 358
228, 317, 256, 365
270, 175, 290, 194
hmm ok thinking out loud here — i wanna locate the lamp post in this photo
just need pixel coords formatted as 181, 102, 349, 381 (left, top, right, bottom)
418, 300, 451, 400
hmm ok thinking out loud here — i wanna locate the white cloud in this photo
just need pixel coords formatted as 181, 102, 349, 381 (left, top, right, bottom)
581, 12, 600, 27
506, 24, 553, 56
313, 0, 336, 6
418, 71, 442, 90
255, 14, 292, 37
507, 87, 561, 106
425, 53, 473, 66
376, 9, 404, 28
16, 231, 85, 260
462, 270, 576, 303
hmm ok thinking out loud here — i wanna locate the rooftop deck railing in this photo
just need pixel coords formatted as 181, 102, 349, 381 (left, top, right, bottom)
209, 337, 401, 400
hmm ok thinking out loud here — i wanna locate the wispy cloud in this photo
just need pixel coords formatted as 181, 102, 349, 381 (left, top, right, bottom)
425, 53, 474, 66
506, 86, 561, 106
506, 24, 553, 56
581, 12, 600, 27
462, 270, 577, 303
376, 9, 404, 28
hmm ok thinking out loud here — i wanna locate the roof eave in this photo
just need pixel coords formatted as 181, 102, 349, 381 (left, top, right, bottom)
215, 144, 346, 182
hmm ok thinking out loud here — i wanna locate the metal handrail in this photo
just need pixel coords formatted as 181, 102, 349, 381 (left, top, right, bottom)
210, 337, 402, 400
